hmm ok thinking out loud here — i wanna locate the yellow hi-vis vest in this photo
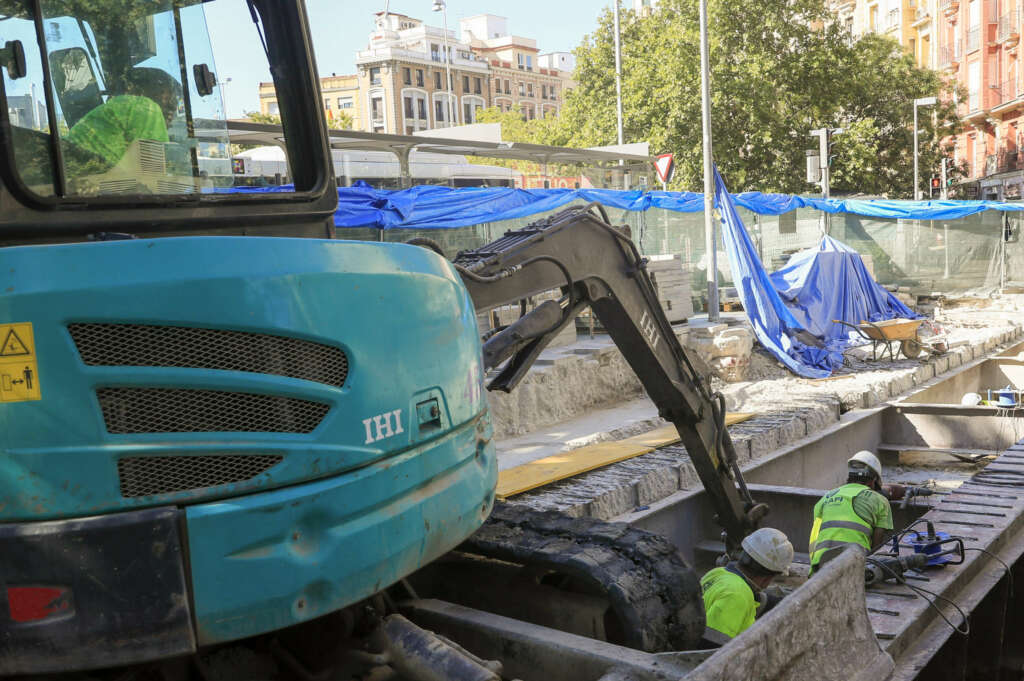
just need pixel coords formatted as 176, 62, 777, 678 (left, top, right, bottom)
700, 566, 757, 645
810, 482, 874, 571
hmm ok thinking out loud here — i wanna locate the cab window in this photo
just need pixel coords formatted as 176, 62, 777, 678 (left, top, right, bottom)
0, 0, 293, 199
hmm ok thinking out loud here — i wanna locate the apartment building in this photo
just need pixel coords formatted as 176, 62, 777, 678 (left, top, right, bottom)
460, 14, 575, 121
258, 74, 361, 130
826, 0, 938, 69
825, 1, 1024, 198
355, 11, 492, 134
936, 0, 1024, 199
633, 0, 659, 16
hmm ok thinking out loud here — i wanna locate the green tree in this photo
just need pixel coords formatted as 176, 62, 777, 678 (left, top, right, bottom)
244, 111, 281, 126
554, 0, 961, 197
327, 110, 354, 130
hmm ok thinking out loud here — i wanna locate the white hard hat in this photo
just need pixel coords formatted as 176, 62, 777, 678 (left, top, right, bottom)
848, 450, 883, 482
741, 527, 794, 575
961, 392, 983, 406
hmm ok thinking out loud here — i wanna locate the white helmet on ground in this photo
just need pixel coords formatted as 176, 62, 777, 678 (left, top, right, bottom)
848, 450, 883, 482
741, 527, 794, 575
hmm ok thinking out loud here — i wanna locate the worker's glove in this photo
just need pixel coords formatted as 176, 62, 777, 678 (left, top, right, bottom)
756, 586, 785, 616
882, 483, 906, 501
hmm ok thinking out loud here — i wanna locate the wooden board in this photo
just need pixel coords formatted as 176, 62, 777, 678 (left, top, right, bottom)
496, 413, 756, 499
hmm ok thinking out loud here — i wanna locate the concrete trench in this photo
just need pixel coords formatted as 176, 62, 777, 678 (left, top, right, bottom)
401, 336, 1024, 680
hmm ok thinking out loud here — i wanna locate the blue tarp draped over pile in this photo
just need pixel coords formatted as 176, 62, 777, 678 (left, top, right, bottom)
228, 182, 1024, 229
714, 170, 919, 378
713, 169, 832, 378
769, 236, 919, 368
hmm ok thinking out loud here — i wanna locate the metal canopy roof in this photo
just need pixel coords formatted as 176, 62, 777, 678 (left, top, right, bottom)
225, 121, 654, 168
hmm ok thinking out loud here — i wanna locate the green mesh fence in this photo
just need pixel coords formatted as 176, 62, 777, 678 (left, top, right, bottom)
335, 202, 1024, 308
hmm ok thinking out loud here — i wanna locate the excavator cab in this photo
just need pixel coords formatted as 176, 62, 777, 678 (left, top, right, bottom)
0, 1, 497, 674
0, 0, 336, 236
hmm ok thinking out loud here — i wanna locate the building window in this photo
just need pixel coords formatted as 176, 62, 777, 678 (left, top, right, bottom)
495, 78, 501, 93
418, 98, 427, 120
462, 96, 484, 124
542, 85, 547, 99
518, 82, 525, 96
474, 77, 482, 94
404, 95, 415, 119
324, 99, 331, 110
526, 55, 533, 70
527, 83, 534, 97
550, 86, 558, 100
416, 69, 424, 87
370, 67, 382, 85
435, 71, 442, 89
338, 97, 353, 109
268, 101, 279, 115
402, 67, 411, 85
517, 53, 524, 69
463, 75, 470, 92
435, 99, 446, 123
431, 43, 441, 61
371, 97, 384, 121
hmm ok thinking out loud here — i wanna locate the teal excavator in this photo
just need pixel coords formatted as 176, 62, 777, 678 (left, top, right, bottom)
0, 1, 762, 677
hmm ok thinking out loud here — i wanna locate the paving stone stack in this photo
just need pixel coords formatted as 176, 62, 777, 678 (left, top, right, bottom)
647, 255, 693, 324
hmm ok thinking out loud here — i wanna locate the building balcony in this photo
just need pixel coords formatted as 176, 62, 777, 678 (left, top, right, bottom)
998, 11, 1020, 44
991, 149, 1024, 173
967, 26, 981, 52
938, 41, 963, 68
356, 46, 488, 71
884, 9, 901, 31
940, 0, 959, 17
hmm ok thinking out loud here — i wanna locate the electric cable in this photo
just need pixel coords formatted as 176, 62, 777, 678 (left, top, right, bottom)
962, 546, 1014, 597
865, 557, 970, 637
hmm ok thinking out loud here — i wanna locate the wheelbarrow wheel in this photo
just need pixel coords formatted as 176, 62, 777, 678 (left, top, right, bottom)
901, 339, 923, 359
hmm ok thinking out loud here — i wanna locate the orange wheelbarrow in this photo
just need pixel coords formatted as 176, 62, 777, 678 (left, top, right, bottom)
832, 318, 926, 361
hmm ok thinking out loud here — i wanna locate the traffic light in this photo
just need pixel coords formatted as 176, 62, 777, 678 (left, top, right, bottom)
930, 177, 941, 190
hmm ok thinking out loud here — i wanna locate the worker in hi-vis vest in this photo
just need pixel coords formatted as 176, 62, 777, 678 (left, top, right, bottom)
808, 451, 894, 574
699, 527, 794, 648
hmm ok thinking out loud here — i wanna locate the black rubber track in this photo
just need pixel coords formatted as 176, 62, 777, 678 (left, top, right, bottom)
460, 502, 705, 652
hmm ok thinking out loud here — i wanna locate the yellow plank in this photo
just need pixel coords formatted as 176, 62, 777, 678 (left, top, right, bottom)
496, 412, 756, 499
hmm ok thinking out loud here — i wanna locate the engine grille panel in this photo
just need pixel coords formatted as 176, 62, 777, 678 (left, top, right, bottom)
68, 324, 348, 388
97, 388, 329, 434
117, 454, 283, 498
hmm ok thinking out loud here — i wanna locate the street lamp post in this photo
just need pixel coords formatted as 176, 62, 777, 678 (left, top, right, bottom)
699, 0, 718, 321
432, 0, 455, 128
809, 127, 842, 235
219, 76, 232, 120
914, 96, 937, 200
613, 0, 624, 149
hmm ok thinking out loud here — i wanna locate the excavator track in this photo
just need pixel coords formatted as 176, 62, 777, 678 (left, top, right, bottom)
460, 502, 705, 653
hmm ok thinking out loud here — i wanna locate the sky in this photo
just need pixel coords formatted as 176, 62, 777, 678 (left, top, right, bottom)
206, 0, 610, 119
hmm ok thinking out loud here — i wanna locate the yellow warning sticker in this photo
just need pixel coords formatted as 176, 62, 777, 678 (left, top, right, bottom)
0, 323, 41, 403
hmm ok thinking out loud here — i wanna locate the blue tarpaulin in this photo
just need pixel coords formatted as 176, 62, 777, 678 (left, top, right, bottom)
769, 235, 919, 369
714, 170, 921, 378
226, 182, 1024, 229
713, 169, 833, 378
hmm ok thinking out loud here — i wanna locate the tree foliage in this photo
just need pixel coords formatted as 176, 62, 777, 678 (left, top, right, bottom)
245, 109, 352, 130
552, 0, 961, 197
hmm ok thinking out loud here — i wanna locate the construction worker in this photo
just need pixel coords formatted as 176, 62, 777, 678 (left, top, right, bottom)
699, 527, 794, 648
809, 450, 893, 574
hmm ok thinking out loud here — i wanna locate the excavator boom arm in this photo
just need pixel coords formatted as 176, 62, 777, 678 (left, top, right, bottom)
452, 205, 764, 548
